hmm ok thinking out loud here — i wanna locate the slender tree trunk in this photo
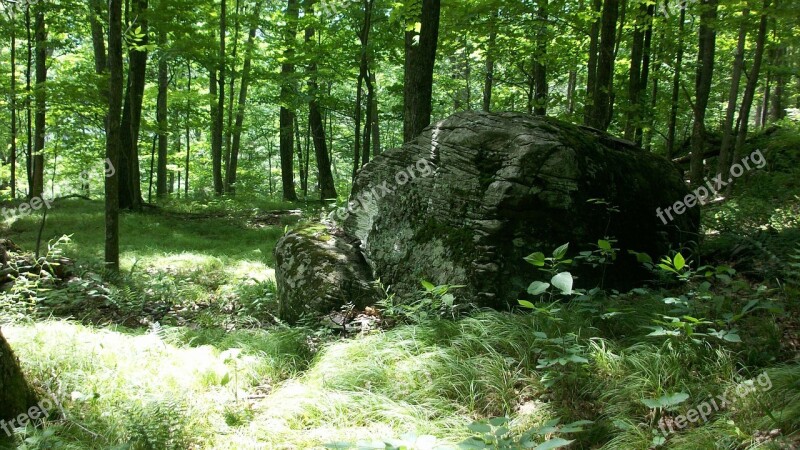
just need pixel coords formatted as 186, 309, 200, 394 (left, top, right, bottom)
227, 1, 262, 195
30, 7, 46, 199
88, 0, 107, 73
294, 117, 306, 195
769, 34, 787, 121
634, 4, 654, 145
584, 0, 601, 125
119, 0, 147, 210
211, 0, 226, 195
728, 1, 770, 193
716, 8, 749, 177
302, 0, 337, 200
185, 63, 191, 197
644, 30, 661, 152
353, 0, 372, 177
279, 0, 299, 201
370, 73, 381, 156
106, 0, 123, 270
689, 0, 719, 187
25, 6, 33, 195
9, 17, 17, 199
224, 0, 241, 186
483, 10, 499, 112
403, 0, 441, 142
624, 2, 652, 142
590, 0, 619, 130
665, 3, 686, 159
156, 31, 169, 198
533, 0, 548, 116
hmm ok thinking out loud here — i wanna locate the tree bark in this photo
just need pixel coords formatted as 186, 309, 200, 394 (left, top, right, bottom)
584, 0, 601, 125
279, 0, 299, 201
370, 72, 381, 157
212, 0, 226, 195
185, 62, 191, 197
0, 328, 38, 423
9, 14, 17, 199
88, 0, 107, 74
624, 2, 652, 142
403, 0, 441, 142
119, 0, 147, 210
224, 0, 241, 187
665, 3, 685, 159
227, 1, 262, 195
302, 0, 337, 200
533, 0, 548, 116
716, 8, 749, 178
590, 0, 618, 130
106, 0, 123, 270
30, 7, 46, 199
689, 0, 719, 187
483, 9, 499, 112
156, 30, 169, 198
25, 6, 33, 195
728, 0, 770, 193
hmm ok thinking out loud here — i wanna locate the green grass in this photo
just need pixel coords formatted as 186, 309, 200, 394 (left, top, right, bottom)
0, 199, 798, 449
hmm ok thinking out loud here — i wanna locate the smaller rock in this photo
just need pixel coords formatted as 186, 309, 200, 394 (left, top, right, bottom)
274, 222, 383, 324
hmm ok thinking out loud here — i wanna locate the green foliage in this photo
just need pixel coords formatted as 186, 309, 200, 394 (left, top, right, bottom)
459, 417, 591, 449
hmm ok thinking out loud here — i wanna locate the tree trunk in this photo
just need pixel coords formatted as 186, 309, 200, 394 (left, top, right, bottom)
156, 31, 169, 198
119, 0, 147, 210
212, 0, 226, 195
227, 1, 262, 195
716, 8, 749, 177
106, 0, 123, 271
590, 0, 618, 130
769, 37, 787, 121
403, 0, 441, 142
0, 328, 38, 423
584, 0, 601, 125
25, 6, 33, 195
10, 16, 17, 199
295, 115, 306, 195
185, 63, 191, 197
533, 0, 548, 116
30, 8, 46, 199
483, 10, 498, 112
370, 73, 381, 156
728, 1, 770, 193
624, 2, 652, 142
279, 0, 299, 201
665, 3, 685, 159
689, 0, 719, 187
303, 0, 337, 200
224, 0, 241, 187
353, 0, 372, 178
88, 0, 107, 74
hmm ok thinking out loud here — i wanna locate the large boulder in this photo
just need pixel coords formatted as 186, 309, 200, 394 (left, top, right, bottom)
274, 223, 382, 323
341, 111, 698, 308
274, 111, 699, 319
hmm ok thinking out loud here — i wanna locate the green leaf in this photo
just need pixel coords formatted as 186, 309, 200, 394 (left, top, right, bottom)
532, 438, 575, 450
488, 417, 509, 427
467, 422, 492, 433
220, 372, 231, 386
550, 272, 573, 295
641, 392, 690, 409
552, 243, 569, 259
421, 280, 436, 291
525, 252, 546, 267
518, 300, 536, 309
597, 239, 611, 250
673, 253, 686, 271
527, 281, 550, 295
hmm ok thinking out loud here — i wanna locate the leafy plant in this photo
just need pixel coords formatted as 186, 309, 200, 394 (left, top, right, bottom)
459, 417, 592, 449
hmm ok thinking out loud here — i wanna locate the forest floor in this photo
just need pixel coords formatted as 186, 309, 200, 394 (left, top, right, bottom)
1, 128, 800, 449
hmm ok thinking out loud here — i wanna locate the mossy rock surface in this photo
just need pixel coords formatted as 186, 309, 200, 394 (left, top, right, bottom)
341, 111, 698, 308
274, 222, 382, 323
